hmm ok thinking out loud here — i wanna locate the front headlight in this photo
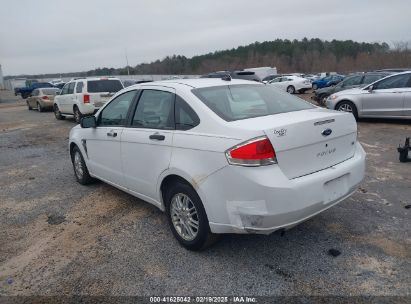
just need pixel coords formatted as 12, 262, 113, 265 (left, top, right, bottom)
329, 94, 338, 100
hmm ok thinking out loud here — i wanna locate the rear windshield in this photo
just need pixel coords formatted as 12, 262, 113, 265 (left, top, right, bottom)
192, 84, 314, 121
41, 88, 60, 95
87, 80, 123, 93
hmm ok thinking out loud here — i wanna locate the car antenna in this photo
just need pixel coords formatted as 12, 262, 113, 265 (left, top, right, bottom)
221, 74, 231, 81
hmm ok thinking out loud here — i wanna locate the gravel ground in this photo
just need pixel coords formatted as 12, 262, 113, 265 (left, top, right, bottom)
0, 90, 410, 297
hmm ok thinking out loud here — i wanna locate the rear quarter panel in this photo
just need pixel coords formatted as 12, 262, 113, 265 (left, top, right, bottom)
157, 132, 240, 209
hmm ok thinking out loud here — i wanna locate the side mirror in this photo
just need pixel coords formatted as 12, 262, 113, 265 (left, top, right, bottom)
368, 85, 374, 92
80, 116, 97, 128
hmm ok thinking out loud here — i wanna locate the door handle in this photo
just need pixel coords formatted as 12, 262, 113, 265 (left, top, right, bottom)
107, 131, 117, 137
149, 134, 165, 141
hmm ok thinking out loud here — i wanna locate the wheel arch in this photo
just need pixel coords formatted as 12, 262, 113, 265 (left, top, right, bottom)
335, 99, 357, 111
69, 142, 78, 160
158, 170, 206, 212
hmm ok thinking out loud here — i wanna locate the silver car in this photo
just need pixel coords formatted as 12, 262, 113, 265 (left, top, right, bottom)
326, 71, 411, 119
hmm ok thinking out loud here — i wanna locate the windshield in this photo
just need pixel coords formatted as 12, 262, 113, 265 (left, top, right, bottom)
192, 84, 314, 121
87, 80, 123, 93
41, 88, 60, 95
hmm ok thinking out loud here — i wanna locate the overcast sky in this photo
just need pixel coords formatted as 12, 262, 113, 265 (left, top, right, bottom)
1, 0, 410, 75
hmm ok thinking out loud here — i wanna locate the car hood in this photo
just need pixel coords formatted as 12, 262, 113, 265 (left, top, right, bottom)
315, 86, 335, 94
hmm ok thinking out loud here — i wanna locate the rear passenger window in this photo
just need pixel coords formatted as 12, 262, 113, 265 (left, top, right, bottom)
373, 74, 411, 90
99, 91, 136, 126
132, 90, 175, 130
343, 76, 362, 86
76, 82, 84, 93
67, 82, 75, 94
363, 75, 383, 85
175, 96, 199, 130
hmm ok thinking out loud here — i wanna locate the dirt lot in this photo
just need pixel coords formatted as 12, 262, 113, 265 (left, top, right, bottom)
0, 90, 410, 297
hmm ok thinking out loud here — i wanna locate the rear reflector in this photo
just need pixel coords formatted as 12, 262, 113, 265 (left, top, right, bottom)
83, 94, 90, 103
225, 136, 277, 166
41, 96, 49, 100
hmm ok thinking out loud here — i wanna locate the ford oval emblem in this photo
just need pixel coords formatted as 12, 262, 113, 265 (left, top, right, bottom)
322, 128, 332, 136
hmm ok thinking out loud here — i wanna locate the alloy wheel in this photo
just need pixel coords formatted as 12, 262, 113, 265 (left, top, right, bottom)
170, 193, 199, 241
338, 103, 353, 112
73, 151, 84, 179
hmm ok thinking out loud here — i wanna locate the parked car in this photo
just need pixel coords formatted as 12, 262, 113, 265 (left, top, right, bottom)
54, 77, 124, 123
268, 75, 311, 93
14, 87, 22, 96
326, 71, 411, 119
26, 88, 61, 112
49, 79, 64, 86
55, 82, 66, 89
122, 79, 153, 87
262, 74, 295, 83
303, 74, 318, 82
312, 75, 344, 90
69, 78, 365, 250
262, 74, 281, 83
244, 67, 277, 80
19, 82, 55, 99
200, 71, 261, 82
314, 72, 391, 105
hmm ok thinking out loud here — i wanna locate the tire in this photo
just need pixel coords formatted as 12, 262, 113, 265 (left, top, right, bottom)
336, 100, 358, 120
312, 84, 318, 90
73, 106, 82, 124
71, 146, 94, 185
319, 95, 328, 106
54, 104, 65, 120
27, 102, 32, 110
21, 93, 28, 99
286, 85, 295, 94
37, 102, 43, 112
164, 182, 217, 250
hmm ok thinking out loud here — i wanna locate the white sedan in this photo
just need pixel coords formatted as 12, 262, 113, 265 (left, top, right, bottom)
268, 75, 312, 94
69, 78, 366, 250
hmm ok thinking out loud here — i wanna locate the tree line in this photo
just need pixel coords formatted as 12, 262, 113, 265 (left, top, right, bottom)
7, 38, 411, 79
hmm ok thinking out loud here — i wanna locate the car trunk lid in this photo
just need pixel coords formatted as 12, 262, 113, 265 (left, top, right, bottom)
229, 108, 357, 179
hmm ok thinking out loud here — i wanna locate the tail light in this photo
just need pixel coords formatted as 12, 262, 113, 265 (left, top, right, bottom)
41, 96, 49, 100
83, 94, 90, 103
225, 136, 277, 166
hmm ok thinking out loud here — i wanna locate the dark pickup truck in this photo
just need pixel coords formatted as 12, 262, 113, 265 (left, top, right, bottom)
20, 82, 55, 99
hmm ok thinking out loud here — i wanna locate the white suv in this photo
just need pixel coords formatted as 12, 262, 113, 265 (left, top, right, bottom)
54, 77, 124, 123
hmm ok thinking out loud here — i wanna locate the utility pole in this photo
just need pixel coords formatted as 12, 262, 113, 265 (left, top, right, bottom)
125, 49, 130, 76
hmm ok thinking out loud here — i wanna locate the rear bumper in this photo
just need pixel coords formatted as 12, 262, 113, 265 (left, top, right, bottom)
40, 100, 54, 108
200, 142, 366, 234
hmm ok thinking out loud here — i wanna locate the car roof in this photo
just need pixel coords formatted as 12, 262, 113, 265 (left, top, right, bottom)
131, 78, 262, 89
69, 77, 121, 82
